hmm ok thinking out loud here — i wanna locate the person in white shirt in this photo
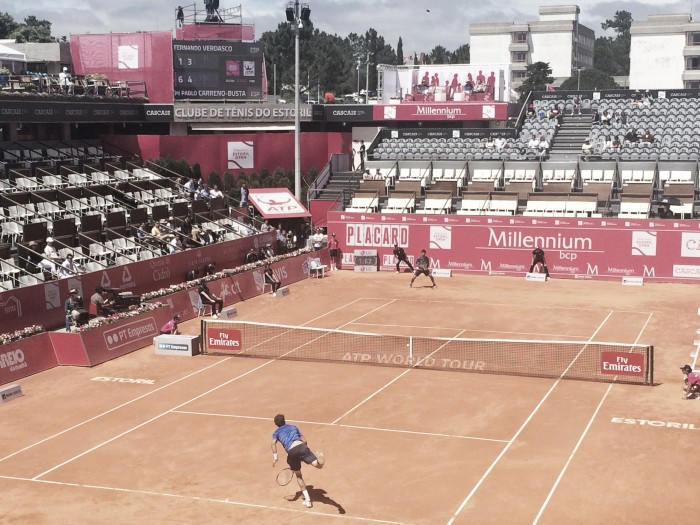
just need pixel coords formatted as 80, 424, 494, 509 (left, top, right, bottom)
312, 228, 324, 250
59, 67, 73, 94
209, 185, 223, 199
39, 237, 60, 274
374, 169, 383, 180
527, 136, 539, 150
58, 252, 83, 278
494, 137, 506, 151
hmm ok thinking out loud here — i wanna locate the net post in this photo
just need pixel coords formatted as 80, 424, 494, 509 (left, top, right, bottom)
409, 336, 413, 365
648, 345, 654, 385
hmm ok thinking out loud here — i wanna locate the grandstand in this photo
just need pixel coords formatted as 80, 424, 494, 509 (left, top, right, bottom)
0, 140, 260, 294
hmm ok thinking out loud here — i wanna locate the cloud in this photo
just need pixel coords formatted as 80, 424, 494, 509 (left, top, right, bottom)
4, 0, 694, 53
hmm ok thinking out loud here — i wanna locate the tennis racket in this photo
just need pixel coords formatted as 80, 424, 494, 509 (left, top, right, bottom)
276, 468, 294, 486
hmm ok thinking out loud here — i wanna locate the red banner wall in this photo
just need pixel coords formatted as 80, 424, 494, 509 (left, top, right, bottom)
50, 306, 171, 367
147, 249, 329, 320
372, 102, 507, 121
328, 211, 700, 283
103, 132, 350, 182
0, 333, 57, 387
0, 232, 276, 334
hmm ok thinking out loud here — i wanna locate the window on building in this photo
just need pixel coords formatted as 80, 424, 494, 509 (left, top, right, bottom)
687, 57, 700, 70
511, 70, 526, 81
685, 80, 700, 89
511, 51, 527, 63
512, 32, 527, 44
687, 32, 700, 45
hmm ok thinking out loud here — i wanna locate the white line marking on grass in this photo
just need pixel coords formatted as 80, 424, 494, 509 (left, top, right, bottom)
172, 410, 509, 443
0, 357, 231, 464
444, 311, 614, 525
0, 475, 408, 525
531, 311, 654, 525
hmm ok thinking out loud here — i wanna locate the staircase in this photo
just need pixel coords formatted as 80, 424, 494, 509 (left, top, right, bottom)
548, 115, 592, 161
314, 170, 361, 206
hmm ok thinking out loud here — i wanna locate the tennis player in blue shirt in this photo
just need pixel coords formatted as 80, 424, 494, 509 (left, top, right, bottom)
271, 414, 325, 508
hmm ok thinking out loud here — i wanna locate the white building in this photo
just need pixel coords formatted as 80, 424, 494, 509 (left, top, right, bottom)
469, 5, 594, 87
629, 14, 697, 90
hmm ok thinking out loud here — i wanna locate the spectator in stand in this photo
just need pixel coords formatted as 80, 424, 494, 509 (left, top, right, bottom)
374, 168, 383, 180
59, 67, 73, 94
358, 140, 366, 171
571, 95, 581, 116
190, 223, 202, 247
58, 252, 83, 278
198, 281, 223, 318
168, 235, 182, 254
260, 220, 273, 232
277, 229, 287, 253
199, 229, 216, 245
463, 79, 474, 94
38, 237, 61, 276
494, 137, 506, 152
625, 129, 639, 144
592, 110, 600, 126
209, 185, 223, 199
619, 112, 628, 126
484, 135, 494, 149
641, 129, 655, 143
205, 263, 217, 276
549, 105, 562, 126
180, 216, 193, 239
527, 135, 540, 151
240, 183, 249, 207
245, 248, 258, 264
362, 169, 372, 180
603, 135, 613, 151
264, 244, 275, 259
286, 231, 296, 252
600, 109, 611, 126
632, 90, 643, 106
581, 139, 593, 157
537, 135, 550, 159
184, 178, 197, 200
197, 183, 210, 200
612, 136, 622, 152
136, 223, 148, 240
526, 102, 535, 118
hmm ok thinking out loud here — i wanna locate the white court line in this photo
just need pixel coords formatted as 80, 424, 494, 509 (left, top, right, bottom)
3, 299, 368, 466
350, 322, 590, 340
331, 330, 466, 425
30, 298, 372, 480
171, 410, 509, 443
360, 297, 653, 315
0, 475, 408, 525
444, 310, 614, 525
531, 311, 654, 525
0, 357, 231, 464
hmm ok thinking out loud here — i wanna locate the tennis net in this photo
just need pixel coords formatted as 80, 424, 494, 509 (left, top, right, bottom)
200, 320, 654, 385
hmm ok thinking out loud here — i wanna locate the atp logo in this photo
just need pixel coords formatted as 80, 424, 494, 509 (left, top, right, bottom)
429, 226, 452, 250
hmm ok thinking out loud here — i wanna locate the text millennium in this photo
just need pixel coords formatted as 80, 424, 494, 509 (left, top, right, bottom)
488, 228, 592, 251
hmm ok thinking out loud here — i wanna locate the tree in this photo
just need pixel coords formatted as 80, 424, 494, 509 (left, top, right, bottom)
452, 44, 470, 64
0, 12, 19, 39
559, 68, 618, 90
594, 10, 632, 76
428, 45, 449, 64
396, 37, 404, 66
11, 15, 55, 43
516, 61, 553, 101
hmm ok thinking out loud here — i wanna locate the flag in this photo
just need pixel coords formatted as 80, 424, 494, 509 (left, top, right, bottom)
546, 84, 556, 92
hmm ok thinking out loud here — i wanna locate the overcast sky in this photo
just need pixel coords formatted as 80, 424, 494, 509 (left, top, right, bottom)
3, 0, 695, 54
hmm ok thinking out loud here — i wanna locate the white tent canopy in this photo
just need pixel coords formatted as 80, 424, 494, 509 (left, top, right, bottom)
0, 43, 26, 62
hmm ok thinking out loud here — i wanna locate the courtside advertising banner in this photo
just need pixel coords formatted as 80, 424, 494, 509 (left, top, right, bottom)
328, 211, 700, 282
206, 328, 242, 353
0, 333, 56, 386
600, 351, 645, 377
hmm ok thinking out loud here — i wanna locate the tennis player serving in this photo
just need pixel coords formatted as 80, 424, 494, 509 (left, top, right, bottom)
409, 249, 436, 288
271, 414, 325, 508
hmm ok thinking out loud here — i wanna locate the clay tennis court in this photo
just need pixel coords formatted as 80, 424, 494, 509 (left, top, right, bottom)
1, 270, 697, 524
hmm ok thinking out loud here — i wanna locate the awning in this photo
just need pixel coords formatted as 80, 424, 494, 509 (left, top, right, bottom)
0, 43, 26, 62
248, 188, 311, 219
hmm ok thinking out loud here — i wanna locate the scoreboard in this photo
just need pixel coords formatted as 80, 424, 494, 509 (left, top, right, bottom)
173, 40, 263, 100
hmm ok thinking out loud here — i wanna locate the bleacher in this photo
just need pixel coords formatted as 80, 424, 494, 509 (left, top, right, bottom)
0, 142, 258, 290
